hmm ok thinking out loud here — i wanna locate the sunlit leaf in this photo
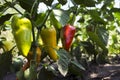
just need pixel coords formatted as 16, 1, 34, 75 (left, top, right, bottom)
57, 49, 70, 76
113, 12, 120, 21
51, 9, 70, 28
36, 12, 47, 26
50, 11, 62, 29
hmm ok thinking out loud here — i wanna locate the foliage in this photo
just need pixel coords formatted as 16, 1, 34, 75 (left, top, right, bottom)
0, 0, 120, 79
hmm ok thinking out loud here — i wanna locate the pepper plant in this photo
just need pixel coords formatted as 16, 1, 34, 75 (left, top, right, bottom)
0, 0, 120, 80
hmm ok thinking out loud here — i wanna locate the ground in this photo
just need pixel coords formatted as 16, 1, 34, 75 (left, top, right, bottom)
87, 64, 120, 80
86, 55, 120, 80
3, 55, 120, 80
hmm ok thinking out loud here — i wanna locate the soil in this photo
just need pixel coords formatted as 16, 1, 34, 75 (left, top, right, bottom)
3, 55, 120, 80
87, 63, 120, 80
86, 55, 120, 80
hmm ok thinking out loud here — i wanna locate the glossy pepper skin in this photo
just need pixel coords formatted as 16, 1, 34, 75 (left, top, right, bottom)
61, 24, 76, 51
40, 27, 59, 61
11, 15, 32, 57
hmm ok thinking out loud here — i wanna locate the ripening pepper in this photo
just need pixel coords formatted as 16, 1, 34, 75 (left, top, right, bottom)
61, 24, 76, 51
23, 46, 41, 71
11, 15, 32, 57
40, 27, 59, 61
36, 46, 42, 64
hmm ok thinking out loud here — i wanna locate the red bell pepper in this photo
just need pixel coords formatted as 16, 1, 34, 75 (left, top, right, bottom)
61, 24, 76, 51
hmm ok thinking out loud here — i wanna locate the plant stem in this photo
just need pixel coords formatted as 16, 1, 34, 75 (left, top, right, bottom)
36, 10, 52, 42
30, 0, 39, 19
71, 6, 78, 26
30, 0, 41, 62
38, 9, 52, 29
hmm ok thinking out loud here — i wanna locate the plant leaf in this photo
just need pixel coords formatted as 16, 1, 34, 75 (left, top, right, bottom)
81, 41, 97, 55
70, 60, 85, 71
50, 11, 62, 29
38, 66, 55, 80
0, 14, 12, 26
86, 26, 107, 51
96, 27, 109, 46
57, 49, 70, 76
88, 10, 106, 24
58, 0, 67, 5
36, 12, 47, 26
17, 0, 34, 12
51, 9, 70, 28
40, 0, 54, 6
73, 0, 96, 7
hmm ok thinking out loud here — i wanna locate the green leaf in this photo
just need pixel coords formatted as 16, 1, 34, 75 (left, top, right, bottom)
73, 46, 82, 61
2, 40, 14, 51
67, 13, 76, 25
40, 0, 53, 6
78, 17, 85, 23
58, 0, 67, 5
50, 9, 70, 29
70, 60, 85, 71
73, 0, 96, 7
53, 9, 70, 25
113, 12, 120, 21
81, 41, 97, 55
86, 26, 107, 51
101, 0, 114, 10
69, 60, 85, 76
57, 49, 70, 76
87, 31, 106, 50
2, 4, 24, 15
112, 34, 118, 43
36, 12, 46, 26
50, 11, 62, 29
96, 27, 109, 46
110, 8, 120, 12
17, 0, 34, 12
88, 10, 106, 24
0, 3, 8, 13
0, 14, 12, 26
96, 51, 108, 64
104, 11, 114, 21
38, 66, 55, 80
